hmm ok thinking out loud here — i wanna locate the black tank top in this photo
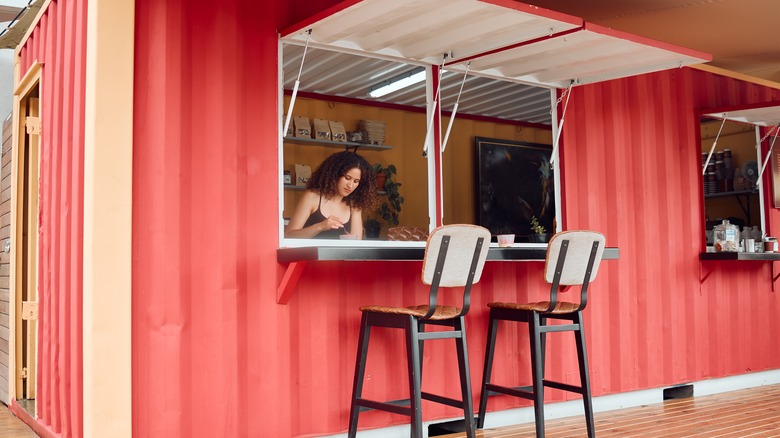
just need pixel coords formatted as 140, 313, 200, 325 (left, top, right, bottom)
303, 195, 351, 239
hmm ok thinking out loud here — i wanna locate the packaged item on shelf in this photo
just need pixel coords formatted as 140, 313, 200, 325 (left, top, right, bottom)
329, 121, 347, 142
293, 116, 311, 138
359, 119, 386, 145
294, 164, 311, 187
313, 119, 331, 140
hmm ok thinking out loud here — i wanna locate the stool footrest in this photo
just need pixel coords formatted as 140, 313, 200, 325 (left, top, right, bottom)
418, 330, 462, 341
421, 391, 464, 409
485, 383, 534, 400
540, 323, 579, 333
544, 379, 583, 394
355, 398, 412, 416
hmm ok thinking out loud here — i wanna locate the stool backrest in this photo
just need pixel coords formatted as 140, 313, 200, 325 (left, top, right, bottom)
544, 230, 606, 286
422, 224, 491, 287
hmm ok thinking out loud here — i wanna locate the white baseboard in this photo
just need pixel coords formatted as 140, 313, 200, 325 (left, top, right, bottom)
323, 369, 780, 438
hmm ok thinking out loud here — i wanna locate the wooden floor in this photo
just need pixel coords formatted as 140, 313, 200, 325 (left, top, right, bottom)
1, 386, 778, 437
442, 384, 780, 437
0, 404, 37, 437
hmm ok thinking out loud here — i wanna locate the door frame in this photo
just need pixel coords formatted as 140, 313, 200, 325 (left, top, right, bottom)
10, 60, 42, 402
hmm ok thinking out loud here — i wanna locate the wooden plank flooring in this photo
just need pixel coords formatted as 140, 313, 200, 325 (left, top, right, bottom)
0, 404, 37, 437
441, 384, 780, 437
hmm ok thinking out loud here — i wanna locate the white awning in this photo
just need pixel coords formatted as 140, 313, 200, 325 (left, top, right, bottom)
704, 103, 780, 127
280, 0, 711, 88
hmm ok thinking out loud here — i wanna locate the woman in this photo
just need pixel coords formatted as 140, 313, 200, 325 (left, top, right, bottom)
285, 151, 379, 239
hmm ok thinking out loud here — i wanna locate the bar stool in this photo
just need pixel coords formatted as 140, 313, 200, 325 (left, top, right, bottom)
477, 230, 605, 438
348, 224, 491, 438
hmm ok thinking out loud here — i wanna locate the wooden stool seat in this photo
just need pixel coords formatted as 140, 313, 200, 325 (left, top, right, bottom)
360, 305, 462, 320
487, 301, 581, 314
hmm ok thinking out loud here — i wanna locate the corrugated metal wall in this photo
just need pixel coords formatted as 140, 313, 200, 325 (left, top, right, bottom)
561, 68, 780, 394
132, 0, 288, 436
17, 0, 87, 437
131, 1, 780, 437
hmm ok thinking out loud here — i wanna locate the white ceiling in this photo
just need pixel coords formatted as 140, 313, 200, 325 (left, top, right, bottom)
283, 0, 779, 126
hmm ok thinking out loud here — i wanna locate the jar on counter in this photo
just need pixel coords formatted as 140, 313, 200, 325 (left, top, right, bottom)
713, 219, 739, 252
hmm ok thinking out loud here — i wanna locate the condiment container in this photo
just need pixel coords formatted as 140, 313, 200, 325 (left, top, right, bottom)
713, 219, 739, 252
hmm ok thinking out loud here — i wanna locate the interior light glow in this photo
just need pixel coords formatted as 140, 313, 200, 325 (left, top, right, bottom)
368, 69, 426, 98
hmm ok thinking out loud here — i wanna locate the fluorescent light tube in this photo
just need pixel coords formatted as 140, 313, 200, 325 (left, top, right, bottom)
368, 69, 426, 98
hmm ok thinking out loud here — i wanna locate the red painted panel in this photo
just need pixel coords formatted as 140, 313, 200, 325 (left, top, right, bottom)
131, 2, 780, 438
18, 1, 87, 437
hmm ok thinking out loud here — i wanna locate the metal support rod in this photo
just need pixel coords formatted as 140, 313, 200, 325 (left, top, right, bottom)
757, 124, 780, 181
702, 116, 727, 176
422, 54, 447, 156
282, 29, 312, 137
441, 62, 471, 154
550, 82, 574, 165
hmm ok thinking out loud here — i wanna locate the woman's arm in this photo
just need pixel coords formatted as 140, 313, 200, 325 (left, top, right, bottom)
285, 190, 344, 238
349, 208, 364, 239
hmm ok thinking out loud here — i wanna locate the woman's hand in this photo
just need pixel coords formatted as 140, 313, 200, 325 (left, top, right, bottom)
320, 215, 345, 232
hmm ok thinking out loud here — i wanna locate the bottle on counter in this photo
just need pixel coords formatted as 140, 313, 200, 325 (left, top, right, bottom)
752, 226, 763, 252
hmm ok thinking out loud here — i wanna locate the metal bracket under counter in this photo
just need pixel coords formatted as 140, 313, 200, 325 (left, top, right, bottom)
699, 251, 780, 291
276, 246, 620, 304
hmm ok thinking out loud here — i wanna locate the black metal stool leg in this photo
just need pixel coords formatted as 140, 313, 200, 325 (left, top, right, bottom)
454, 316, 476, 438
540, 315, 547, 380
574, 312, 595, 437
418, 320, 426, 388
349, 313, 371, 438
406, 316, 423, 438
529, 312, 545, 438
478, 311, 499, 428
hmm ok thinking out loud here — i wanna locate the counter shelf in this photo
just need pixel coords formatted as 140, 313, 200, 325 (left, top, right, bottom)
699, 251, 780, 291
276, 245, 620, 304
699, 251, 780, 261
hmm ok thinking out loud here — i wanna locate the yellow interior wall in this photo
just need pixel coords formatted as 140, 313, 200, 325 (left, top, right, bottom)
283, 96, 552, 229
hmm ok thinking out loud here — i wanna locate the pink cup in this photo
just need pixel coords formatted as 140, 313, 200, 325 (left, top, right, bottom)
340, 234, 358, 240
497, 234, 515, 247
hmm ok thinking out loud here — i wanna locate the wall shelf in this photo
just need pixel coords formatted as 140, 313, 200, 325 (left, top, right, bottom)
704, 189, 758, 224
284, 136, 392, 151
703, 189, 757, 199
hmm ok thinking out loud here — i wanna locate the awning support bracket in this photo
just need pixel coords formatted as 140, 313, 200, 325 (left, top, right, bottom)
550, 81, 574, 165
422, 54, 448, 157
282, 29, 312, 137
441, 61, 471, 154
757, 124, 780, 181
702, 116, 728, 176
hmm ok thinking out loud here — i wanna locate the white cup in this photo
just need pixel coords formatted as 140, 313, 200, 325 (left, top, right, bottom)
497, 234, 515, 247
746, 238, 755, 253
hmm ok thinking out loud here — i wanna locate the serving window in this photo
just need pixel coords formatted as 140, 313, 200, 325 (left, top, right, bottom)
699, 103, 780, 250
278, 43, 564, 247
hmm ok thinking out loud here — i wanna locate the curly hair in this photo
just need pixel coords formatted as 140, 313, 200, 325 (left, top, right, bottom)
306, 150, 379, 210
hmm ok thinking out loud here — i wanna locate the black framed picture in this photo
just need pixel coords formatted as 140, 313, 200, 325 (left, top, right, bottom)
475, 136, 555, 241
